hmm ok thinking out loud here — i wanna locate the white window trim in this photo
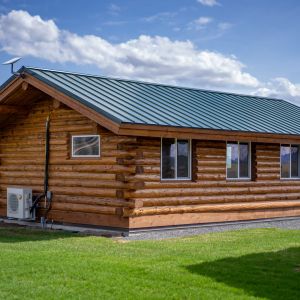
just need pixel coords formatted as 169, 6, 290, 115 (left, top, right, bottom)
160, 138, 192, 181
71, 135, 101, 158
280, 144, 300, 180
226, 141, 251, 180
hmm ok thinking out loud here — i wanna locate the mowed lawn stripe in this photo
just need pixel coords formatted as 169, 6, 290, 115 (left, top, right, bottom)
0, 227, 299, 299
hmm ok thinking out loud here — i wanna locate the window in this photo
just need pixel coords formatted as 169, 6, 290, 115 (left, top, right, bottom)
161, 138, 191, 180
280, 144, 300, 179
72, 135, 100, 157
226, 142, 250, 179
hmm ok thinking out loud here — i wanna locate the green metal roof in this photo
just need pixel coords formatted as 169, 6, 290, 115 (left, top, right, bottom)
2, 66, 300, 135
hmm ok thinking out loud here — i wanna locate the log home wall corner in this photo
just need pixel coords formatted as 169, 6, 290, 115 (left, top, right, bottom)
1, 67, 300, 230
0, 97, 134, 228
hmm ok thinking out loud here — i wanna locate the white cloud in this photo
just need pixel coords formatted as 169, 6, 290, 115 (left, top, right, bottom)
0, 10, 259, 89
195, 16, 213, 25
0, 10, 65, 62
218, 22, 232, 31
142, 12, 177, 23
1, 10, 300, 104
188, 17, 213, 30
197, 0, 220, 7
254, 78, 300, 102
108, 3, 121, 16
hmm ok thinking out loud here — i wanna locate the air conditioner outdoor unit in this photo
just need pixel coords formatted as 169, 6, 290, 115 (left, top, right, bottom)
7, 187, 33, 219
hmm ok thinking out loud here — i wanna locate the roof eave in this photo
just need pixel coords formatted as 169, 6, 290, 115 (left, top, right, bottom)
25, 72, 122, 134
0, 76, 24, 102
118, 122, 300, 144
0, 69, 122, 134
24, 68, 123, 125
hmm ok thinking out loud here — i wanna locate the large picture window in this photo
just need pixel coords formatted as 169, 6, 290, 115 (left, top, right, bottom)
226, 142, 250, 179
280, 144, 300, 179
161, 138, 191, 180
72, 135, 100, 157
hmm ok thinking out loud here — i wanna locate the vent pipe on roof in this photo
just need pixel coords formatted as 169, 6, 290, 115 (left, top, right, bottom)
2, 57, 25, 78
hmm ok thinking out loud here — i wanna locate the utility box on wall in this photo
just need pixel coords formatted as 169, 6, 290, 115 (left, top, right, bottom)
7, 187, 33, 219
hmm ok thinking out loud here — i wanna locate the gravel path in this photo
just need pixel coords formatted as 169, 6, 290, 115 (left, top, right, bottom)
1, 216, 300, 240
124, 217, 300, 240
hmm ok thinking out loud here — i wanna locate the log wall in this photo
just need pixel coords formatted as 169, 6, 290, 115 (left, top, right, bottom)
0, 97, 135, 228
125, 138, 300, 228
1, 96, 300, 229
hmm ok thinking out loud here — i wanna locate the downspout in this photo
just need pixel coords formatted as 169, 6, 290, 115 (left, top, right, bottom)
30, 113, 53, 226
43, 114, 52, 218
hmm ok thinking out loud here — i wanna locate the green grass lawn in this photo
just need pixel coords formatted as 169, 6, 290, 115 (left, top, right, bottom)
0, 227, 299, 300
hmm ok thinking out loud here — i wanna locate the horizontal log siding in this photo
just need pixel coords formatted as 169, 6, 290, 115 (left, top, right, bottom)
0, 98, 131, 228
126, 138, 300, 227
1, 96, 300, 229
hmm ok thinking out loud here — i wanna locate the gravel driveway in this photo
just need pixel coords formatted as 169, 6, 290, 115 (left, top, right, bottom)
125, 217, 300, 240
1, 216, 300, 240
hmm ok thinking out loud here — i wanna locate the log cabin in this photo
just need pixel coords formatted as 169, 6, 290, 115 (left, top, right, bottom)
1, 66, 300, 232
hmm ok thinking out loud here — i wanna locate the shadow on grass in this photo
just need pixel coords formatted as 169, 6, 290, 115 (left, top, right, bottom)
186, 247, 300, 300
0, 226, 77, 243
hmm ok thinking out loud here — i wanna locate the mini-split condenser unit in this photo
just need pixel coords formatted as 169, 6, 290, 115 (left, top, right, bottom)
7, 187, 33, 219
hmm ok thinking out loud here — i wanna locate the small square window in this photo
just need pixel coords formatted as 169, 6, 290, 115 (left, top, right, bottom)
72, 135, 100, 157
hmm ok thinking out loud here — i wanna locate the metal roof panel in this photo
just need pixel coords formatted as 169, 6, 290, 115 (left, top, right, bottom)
2, 66, 300, 136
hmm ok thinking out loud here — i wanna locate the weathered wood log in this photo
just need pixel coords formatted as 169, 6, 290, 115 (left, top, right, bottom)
1, 145, 67, 152
0, 105, 27, 114
197, 174, 226, 180
197, 161, 226, 167
51, 203, 117, 215
52, 195, 133, 207
50, 164, 134, 173
125, 174, 160, 182
197, 148, 226, 155
256, 167, 280, 173
0, 152, 68, 159
49, 186, 120, 198
0, 178, 125, 189
21, 81, 29, 91
0, 184, 119, 198
256, 174, 280, 180
0, 171, 44, 179
123, 200, 300, 217
0, 138, 68, 146
135, 158, 160, 165
256, 161, 280, 167
136, 151, 159, 159
0, 158, 118, 166
136, 192, 300, 207
125, 185, 300, 198
140, 180, 300, 189
43, 209, 128, 228
2, 125, 93, 135
140, 166, 160, 174
52, 99, 61, 109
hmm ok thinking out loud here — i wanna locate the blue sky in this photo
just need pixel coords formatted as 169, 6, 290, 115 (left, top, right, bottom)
0, 0, 300, 102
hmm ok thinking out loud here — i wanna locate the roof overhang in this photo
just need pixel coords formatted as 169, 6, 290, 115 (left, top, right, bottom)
2, 71, 300, 144
118, 123, 300, 144
0, 73, 121, 134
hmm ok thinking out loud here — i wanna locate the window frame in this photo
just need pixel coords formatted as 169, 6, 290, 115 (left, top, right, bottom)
71, 135, 101, 158
226, 141, 251, 180
280, 143, 300, 180
160, 138, 192, 181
